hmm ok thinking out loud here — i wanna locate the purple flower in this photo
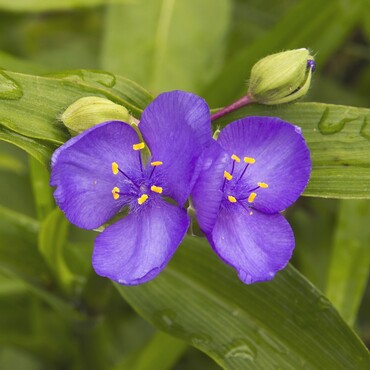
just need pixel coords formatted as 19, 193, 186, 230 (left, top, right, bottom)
192, 117, 311, 284
50, 91, 211, 285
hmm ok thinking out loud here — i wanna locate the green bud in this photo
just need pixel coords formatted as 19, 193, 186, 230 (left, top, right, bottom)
61, 96, 134, 135
248, 48, 315, 105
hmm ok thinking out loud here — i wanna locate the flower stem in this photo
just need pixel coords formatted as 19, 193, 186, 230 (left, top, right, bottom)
211, 94, 255, 122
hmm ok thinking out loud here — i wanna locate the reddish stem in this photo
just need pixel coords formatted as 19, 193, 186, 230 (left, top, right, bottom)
211, 94, 254, 122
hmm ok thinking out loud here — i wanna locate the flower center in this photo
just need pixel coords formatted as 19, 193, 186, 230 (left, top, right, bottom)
110, 142, 164, 206
222, 153, 269, 214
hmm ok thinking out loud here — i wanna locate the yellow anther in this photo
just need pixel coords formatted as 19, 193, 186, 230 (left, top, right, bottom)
224, 171, 233, 181
248, 192, 257, 203
228, 195, 237, 203
249, 211, 253, 216
138, 194, 149, 205
112, 187, 120, 200
258, 182, 269, 188
133, 142, 145, 151
151, 161, 163, 166
151, 185, 163, 194
231, 154, 241, 162
244, 157, 256, 164
112, 162, 119, 175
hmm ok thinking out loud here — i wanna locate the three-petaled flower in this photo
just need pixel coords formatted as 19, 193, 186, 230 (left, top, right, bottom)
192, 116, 311, 284
51, 91, 211, 285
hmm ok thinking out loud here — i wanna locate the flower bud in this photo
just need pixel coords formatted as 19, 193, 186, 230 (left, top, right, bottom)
248, 48, 315, 105
61, 97, 133, 135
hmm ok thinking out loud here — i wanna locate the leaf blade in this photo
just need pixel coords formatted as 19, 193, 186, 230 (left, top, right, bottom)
101, 0, 231, 93
117, 237, 369, 370
325, 199, 370, 326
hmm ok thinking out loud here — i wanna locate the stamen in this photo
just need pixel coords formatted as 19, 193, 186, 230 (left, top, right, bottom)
132, 143, 145, 172
138, 194, 149, 205
222, 156, 238, 191
133, 142, 145, 151
224, 171, 233, 181
249, 211, 253, 216
151, 185, 163, 194
237, 164, 249, 183
248, 192, 257, 203
149, 160, 162, 179
258, 182, 268, 188
228, 195, 237, 203
231, 154, 241, 162
112, 162, 119, 175
244, 157, 256, 164
111, 164, 139, 188
151, 161, 163, 166
112, 187, 120, 200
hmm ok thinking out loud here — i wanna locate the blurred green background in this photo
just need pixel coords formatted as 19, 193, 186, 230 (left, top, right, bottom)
0, 0, 369, 369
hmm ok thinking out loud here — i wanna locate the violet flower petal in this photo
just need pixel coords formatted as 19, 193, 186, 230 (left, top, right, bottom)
217, 117, 311, 214
209, 205, 294, 284
139, 90, 211, 206
92, 200, 190, 285
50, 121, 141, 229
191, 140, 228, 234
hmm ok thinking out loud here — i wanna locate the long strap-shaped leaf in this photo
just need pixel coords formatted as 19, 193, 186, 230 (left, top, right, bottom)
117, 237, 369, 370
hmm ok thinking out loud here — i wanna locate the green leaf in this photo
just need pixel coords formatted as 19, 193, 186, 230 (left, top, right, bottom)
0, 206, 82, 320
117, 237, 369, 370
0, 70, 151, 142
0, 347, 44, 370
38, 208, 74, 293
0, 204, 39, 245
0, 151, 26, 175
101, 0, 231, 93
0, 273, 27, 296
0, 69, 152, 163
112, 331, 188, 370
214, 102, 370, 199
288, 198, 338, 291
0, 205, 48, 281
0, 0, 127, 12
0, 126, 55, 167
29, 157, 54, 221
325, 199, 370, 327
204, 0, 364, 105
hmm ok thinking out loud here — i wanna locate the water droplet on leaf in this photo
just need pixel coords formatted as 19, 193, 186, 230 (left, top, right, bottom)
360, 117, 370, 140
190, 333, 212, 347
45, 70, 116, 88
225, 338, 257, 361
0, 71, 23, 100
156, 309, 177, 327
154, 309, 186, 337
318, 107, 358, 135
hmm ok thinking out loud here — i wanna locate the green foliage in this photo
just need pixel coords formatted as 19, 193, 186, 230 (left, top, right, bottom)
38, 208, 75, 293
112, 331, 188, 370
204, 0, 365, 105
117, 237, 369, 370
326, 200, 370, 327
29, 157, 54, 220
0, 0, 369, 369
0, 0, 127, 12
101, 0, 231, 93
